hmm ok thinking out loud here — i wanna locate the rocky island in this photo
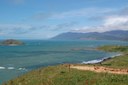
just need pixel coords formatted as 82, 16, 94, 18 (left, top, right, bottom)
0, 39, 24, 46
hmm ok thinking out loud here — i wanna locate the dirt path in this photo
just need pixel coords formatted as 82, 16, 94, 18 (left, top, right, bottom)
70, 65, 128, 75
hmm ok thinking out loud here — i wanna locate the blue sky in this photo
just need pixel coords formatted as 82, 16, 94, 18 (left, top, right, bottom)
0, 0, 128, 39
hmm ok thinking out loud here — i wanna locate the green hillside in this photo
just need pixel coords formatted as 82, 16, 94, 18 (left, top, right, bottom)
3, 65, 128, 85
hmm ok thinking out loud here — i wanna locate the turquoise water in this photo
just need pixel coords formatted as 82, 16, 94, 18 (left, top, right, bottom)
0, 40, 128, 84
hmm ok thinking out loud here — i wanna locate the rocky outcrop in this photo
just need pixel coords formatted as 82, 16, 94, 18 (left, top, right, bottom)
0, 39, 24, 46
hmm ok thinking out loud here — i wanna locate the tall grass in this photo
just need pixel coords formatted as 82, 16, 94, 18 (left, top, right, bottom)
3, 65, 128, 85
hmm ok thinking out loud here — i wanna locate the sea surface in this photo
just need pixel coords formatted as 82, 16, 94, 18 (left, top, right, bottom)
0, 40, 128, 84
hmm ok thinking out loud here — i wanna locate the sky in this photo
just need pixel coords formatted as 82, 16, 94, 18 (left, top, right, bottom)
0, 0, 128, 39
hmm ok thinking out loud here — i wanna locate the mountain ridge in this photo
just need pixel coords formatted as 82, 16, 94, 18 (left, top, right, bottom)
51, 30, 128, 41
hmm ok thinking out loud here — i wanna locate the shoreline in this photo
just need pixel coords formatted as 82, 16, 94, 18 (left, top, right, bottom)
81, 53, 123, 64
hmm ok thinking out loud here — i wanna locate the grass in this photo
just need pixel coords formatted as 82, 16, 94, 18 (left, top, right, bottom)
3, 65, 128, 85
96, 45, 128, 69
97, 45, 128, 53
99, 54, 128, 69
3, 45, 128, 85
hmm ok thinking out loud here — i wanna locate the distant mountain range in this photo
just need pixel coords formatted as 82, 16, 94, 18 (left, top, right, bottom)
51, 30, 128, 41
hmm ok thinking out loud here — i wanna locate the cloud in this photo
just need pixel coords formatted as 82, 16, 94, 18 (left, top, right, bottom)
0, 23, 72, 35
1, 5, 128, 39
87, 7, 128, 21
32, 7, 113, 21
52, 8, 113, 19
0, 24, 33, 35
0, 24, 54, 39
72, 16, 128, 33
71, 7, 128, 33
0, 24, 53, 35
104, 16, 128, 26
51, 22, 78, 31
0, 23, 76, 39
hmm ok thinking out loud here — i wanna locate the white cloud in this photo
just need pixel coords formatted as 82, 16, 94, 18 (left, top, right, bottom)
1, 6, 128, 39
104, 16, 128, 26
71, 7, 128, 33
72, 16, 128, 33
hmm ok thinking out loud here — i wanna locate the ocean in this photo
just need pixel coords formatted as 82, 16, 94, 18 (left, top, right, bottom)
0, 40, 128, 84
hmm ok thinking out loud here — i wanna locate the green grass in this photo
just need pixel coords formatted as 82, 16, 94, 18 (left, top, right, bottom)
99, 54, 128, 69
3, 65, 128, 85
96, 45, 128, 69
97, 45, 128, 53
3, 45, 128, 85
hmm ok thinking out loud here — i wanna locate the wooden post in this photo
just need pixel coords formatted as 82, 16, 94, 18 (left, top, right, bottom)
69, 64, 71, 72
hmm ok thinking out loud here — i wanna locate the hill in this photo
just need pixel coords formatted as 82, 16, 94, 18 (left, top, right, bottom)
52, 30, 128, 41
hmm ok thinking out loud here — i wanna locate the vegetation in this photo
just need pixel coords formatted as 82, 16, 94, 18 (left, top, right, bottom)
96, 45, 128, 69
3, 45, 128, 85
97, 45, 128, 53
100, 54, 128, 69
0, 39, 24, 46
3, 65, 128, 85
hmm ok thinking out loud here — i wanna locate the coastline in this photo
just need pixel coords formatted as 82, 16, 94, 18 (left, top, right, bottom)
81, 53, 123, 64
3, 45, 128, 85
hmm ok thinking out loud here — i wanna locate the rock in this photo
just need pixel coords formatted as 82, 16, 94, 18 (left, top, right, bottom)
0, 39, 24, 46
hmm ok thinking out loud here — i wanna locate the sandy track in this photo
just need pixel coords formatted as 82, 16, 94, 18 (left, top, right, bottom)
70, 65, 128, 75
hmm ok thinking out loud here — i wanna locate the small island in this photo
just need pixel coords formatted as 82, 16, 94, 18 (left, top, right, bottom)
0, 39, 24, 46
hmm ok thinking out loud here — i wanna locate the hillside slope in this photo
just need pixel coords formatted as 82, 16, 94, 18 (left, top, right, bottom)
52, 30, 128, 41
